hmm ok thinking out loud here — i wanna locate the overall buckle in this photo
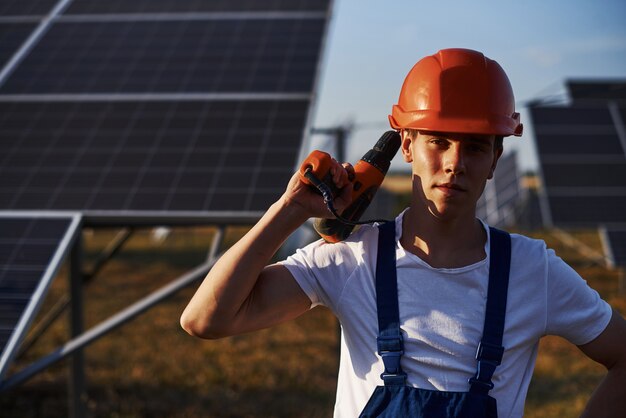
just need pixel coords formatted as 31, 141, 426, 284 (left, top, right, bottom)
377, 336, 407, 385
469, 341, 504, 394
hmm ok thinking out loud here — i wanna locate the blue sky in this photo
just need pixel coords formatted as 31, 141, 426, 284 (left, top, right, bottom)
310, 0, 626, 172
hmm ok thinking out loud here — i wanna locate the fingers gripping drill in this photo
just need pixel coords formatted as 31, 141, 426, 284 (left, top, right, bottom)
298, 130, 401, 243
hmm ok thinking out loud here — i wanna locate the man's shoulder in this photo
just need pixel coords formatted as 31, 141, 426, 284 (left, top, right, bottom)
340, 222, 382, 245
504, 231, 552, 276
291, 222, 379, 263
504, 230, 548, 253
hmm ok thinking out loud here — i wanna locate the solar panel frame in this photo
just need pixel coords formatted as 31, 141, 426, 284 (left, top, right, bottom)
64, 0, 330, 15
0, 211, 81, 380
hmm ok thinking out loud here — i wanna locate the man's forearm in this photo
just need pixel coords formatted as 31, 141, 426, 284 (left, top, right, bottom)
580, 365, 626, 417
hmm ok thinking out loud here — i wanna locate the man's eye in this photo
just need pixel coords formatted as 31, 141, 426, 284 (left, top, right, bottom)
469, 143, 490, 152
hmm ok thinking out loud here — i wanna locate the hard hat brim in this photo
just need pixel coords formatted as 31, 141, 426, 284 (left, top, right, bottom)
389, 106, 523, 137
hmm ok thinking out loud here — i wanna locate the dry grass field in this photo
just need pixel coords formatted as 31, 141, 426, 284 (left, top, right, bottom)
0, 224, 623, 417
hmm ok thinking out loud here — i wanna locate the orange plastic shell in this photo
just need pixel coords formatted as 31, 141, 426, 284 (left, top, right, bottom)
350, 159, 385, 202
389, 48, 523, 137
299, 150, 333, 186
299, 150, 389, 243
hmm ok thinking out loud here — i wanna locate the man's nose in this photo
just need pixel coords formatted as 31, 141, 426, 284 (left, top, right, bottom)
444, 144, 466, 175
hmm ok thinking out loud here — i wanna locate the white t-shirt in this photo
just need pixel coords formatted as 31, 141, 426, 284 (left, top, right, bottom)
280, 211, 612, 418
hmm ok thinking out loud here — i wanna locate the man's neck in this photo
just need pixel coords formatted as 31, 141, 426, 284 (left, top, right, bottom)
400, 206, 487, 269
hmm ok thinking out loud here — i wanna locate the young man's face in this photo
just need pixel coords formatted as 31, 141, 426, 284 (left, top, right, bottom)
401, 130, 503, 221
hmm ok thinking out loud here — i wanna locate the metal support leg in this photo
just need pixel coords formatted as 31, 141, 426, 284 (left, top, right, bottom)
69, 232, 86, 418
0, 259, 218, 392
17, 228, 133, 360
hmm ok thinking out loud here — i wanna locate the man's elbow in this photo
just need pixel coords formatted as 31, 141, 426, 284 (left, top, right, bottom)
179, 309, 230, 340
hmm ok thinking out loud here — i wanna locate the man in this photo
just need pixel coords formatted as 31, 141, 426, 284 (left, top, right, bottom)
181, 48, 626, 417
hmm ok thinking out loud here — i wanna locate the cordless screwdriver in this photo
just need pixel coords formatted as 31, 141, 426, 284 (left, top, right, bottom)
299, 130, 401, 243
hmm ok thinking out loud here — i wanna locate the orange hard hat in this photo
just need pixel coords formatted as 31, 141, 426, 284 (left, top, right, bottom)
389, 48, 523, 137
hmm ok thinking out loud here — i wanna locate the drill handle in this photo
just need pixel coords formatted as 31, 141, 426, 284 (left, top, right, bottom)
299, 150, 347, 199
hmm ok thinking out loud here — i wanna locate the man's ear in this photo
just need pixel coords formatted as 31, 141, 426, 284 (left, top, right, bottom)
487, 147, 504, 179
401, 130, 414, 163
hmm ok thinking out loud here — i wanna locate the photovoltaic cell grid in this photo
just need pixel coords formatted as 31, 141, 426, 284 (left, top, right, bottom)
0, 1, 332, 220
530, 102, 626, 226
0, 212, 81, 380
1, 19, 325, 94
0, 100, 307, 212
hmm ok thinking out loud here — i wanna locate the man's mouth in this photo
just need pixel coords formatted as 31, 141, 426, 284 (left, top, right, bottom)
435, 182, 466, 192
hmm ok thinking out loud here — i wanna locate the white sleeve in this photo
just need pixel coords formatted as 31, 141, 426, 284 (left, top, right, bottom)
544, 249, 612, 345
278, 238, 362, 312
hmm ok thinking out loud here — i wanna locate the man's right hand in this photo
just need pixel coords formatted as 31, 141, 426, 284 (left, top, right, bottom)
281, 158, 355, 220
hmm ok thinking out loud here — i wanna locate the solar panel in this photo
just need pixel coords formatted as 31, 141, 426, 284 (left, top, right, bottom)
0, 18, 325, 94
0, 2, 332, 223
531, 106, 615, 128
546, 195, 626, 225
541, 163, 626, 188
0, 212, 81, 380
534, 133, 623, 156
0, 99, 307, 214
567, 80, 626, 102
530, 102, 626, 227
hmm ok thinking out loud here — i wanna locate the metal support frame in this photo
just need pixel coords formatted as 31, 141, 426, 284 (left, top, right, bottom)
0, 226, 225, 403
0, 212, 83, 383
69, 231, 86, 418
599, 226, 626, 294
17, 228, 133, 359
551, 227, 612, 268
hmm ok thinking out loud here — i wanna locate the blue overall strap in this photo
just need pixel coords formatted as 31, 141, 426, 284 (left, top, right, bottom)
469, 227, 511, 396
375, 221, 407, 386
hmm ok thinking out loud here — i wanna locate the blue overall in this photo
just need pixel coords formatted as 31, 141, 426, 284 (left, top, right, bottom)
359, 221, 511, 418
